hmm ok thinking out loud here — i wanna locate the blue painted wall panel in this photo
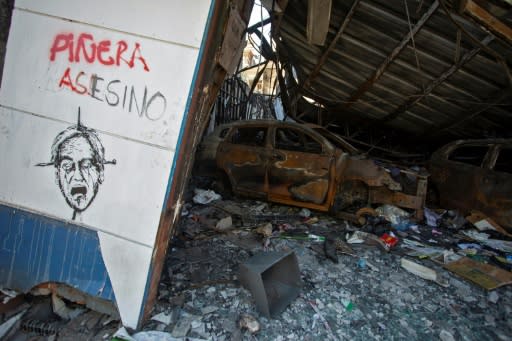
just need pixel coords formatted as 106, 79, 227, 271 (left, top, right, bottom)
0, 204, 115, 301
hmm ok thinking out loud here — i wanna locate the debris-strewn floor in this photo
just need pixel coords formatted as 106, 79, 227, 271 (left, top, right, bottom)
143, 194, 512, 341
2, 188, 512, 340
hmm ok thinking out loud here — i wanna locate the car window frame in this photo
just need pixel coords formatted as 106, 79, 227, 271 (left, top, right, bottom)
490, 144, 512, 174
271, 125, 326, 155
445, 143, 494, 169
225, 125, 269, 148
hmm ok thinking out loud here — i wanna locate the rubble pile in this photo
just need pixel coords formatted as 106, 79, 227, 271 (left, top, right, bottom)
140, 190, 512, 340
2, 184, 512, 340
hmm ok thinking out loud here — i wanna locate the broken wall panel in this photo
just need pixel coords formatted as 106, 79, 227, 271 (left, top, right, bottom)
0, 0, 214, 329
0, 206, 115, 301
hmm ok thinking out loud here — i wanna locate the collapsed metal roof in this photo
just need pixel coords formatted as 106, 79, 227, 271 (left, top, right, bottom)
267, 0, 512, 144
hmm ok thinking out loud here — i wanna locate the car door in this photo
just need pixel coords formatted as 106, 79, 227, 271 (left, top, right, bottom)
267, 126, 333, 207
431, 143, 491, 212
482, 144, 512, 228
217, 125, 268, 197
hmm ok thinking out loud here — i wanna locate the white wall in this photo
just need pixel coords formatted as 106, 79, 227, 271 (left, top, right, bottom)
0, 0, 211, 329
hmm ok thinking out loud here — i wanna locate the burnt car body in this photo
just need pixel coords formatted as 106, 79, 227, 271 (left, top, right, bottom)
429, 139, 512, 232
196, 120, 427, 218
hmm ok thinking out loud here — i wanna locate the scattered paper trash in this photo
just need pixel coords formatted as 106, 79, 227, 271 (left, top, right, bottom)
193, 189, 221, 204
444, 257, 512, 290
376, 204, 410, 226
380, 233, 398, 249
151, 312, 172, 325
347, 231, 390, 251
424, 207, 442, 227
458, 243, 481, 250
347, 231, 366, 244
113, 326, 209, 341
299, 208, 311, 218
401, 258, 448, 287
466, 211, 512, 237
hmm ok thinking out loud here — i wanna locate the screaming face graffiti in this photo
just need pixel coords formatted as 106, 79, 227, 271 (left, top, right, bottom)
37, 109, 116, 219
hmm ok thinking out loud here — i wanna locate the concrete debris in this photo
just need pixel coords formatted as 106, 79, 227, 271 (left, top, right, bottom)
439, 329, 456, 341
238, 314, 260, 333
215, 216, 233, 231
51, 293, 85, 320
171, 316, 194, 338
0, 310, 26, 339
255, 222, 273, 237
488, 291, 500, 304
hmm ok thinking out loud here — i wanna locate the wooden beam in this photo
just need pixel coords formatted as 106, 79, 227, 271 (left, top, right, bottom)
344, 0, 439, 109
307, 0, 332, 45
302, 0, 361, 89
463, 0, 512, 43
381, 35, 494, 122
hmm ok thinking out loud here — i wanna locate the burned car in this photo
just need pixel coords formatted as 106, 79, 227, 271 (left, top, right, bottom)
195, 120, 427, 219
429, 139, 512, 232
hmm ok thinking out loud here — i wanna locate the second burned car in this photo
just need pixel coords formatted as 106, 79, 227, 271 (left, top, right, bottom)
196, 120, 428, 219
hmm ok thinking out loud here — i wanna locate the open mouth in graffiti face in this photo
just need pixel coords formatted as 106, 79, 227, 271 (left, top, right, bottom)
70, 186, 87, 201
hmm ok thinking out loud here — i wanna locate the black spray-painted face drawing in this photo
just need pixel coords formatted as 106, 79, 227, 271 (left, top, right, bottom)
57, 136, 102, 212
37, 109, 116, 219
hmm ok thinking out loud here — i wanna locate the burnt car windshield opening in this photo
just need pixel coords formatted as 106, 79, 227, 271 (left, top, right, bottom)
448, 146, 489, 167
231, 127, 267, 146
312, 128, 357, 154
275, 128, 322, 154
494, 147, 512, 174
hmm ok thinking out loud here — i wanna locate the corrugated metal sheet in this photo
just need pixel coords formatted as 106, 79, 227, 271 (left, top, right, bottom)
275, 0, 512, 143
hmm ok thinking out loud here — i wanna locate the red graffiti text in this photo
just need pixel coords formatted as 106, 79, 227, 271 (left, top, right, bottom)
50, 33, 150, 72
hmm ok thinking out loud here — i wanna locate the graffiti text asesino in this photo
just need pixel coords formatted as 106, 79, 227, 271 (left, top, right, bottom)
50, 33, 167, 121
